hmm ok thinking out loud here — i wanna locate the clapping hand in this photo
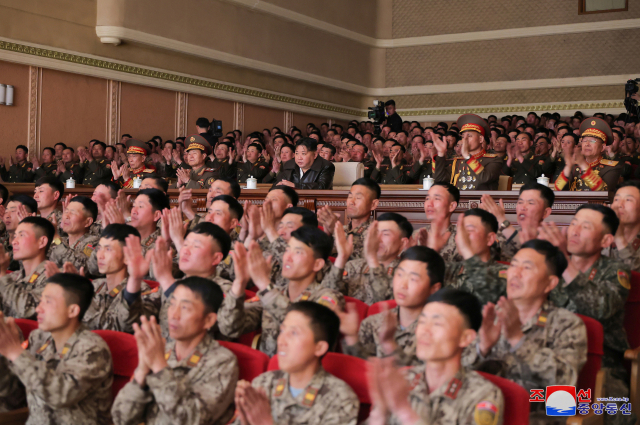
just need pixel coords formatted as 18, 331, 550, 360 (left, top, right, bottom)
333, 221, 354, 269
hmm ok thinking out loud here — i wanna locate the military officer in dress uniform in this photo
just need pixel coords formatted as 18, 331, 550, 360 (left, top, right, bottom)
434, 114, 504, 191
0, 145, 34, 183
554, 117, 623, 192
173, 135, 218, 189
115, 139, 156, 188
33, 148, 58, 180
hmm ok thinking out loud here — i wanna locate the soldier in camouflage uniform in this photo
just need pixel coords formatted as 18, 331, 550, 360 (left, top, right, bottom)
317, 178, 380, 261
143, 223, 234, 339
218, 227, 344, 356
464, 240, 587, 425
0, 274, 113, 425
112, 279, 238, 425
0, 217, 53, 319
48, 196, 99, 271
340, 246, 444, 367
368, 288, 503, 425
324, 213, 412, 304
80, 224, 154, 333
0, 338, 26, 412
0, 145, 34, 182
541, 205, 633, 424
413, 183, 463, 263
233, 302, 359, 425
0, 195, 40, 271
33, 176, 64, 232
444, 210, 507, 305
480, 182, 555, 262
609, 181, 640, 272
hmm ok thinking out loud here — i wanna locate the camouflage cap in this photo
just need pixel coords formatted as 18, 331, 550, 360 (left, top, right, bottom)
126, 139, 150, 155
457, 114, 491, 139
580, 117, 613, 146
185, 134, 211, 155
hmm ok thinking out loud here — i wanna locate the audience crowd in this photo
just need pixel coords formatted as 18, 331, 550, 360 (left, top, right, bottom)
0, 105, 638, 424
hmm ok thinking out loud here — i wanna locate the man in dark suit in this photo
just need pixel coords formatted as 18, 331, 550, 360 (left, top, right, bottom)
272, 138, 335, 190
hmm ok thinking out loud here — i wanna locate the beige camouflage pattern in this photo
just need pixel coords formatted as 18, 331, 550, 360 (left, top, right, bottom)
342, 218, 372, 260
86, 229, 161, 278
444, 256, 507, 305
414, 224, 463, 263
83, 277, 151, 333
217, 281, 344, 356
387, 366, 504, 425
609, 233, 640, 272
111, 333, 238, 425
0, 354, 26, 412
232, 367, 359, 425
463, 302, 587, 419
0, 261, 48, 319
322, 258, 399, 305
48, 232, 99, 271
496, 229, 522, 262
10, 325, 113, 425
342, 306, 420, 366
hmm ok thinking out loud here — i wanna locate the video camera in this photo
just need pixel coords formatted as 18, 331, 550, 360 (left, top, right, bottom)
624, 78, 640, 117
210, 119, 223, 138
368, 100, 386, 134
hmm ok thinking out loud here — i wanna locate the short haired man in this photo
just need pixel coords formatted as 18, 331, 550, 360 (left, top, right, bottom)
113, 139, 156, 188
56, 147, 84, 183
505, 132, 545, 184
34, 176, 64, 226
204, 195, 244, 282
0, 195, 39, 271
0, 217, 54, 318
463, 240, 587, 423
481, 182, 554, 261
208, 140, 238, 181
367, 288, 504, 425
327, 213, 413, 304
233, 302, 359, 425
140, 175, 169, 193
33, 147, 57, 179
174, 134, 218, 189
541, 204, 631, 408
318, 178, 380, 259
371, 143, 410, 184
610, 181, 640, 271
53, 142, 66, 160
0, 273, 113, 424
384, 99, 403, 133
434, 114, 504, 191
272, 138, 335, 190
48, 196, 99, 271
407, 135, 435, 182
238, 143, 270, 183
414, 183, 463, 262
339, 246, 444, 366
79, 140, 112, 187
444, 209, 507, 305
554, 118, 623, 192
218, 227, 344, 356
112, 278, 238, 425
319, 143, 336, 162
0, 145, 34, 182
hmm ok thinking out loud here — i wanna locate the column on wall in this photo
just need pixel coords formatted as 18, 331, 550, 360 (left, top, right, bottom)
106, 80, 121, 145
175, 92, 188, 140
233, 102, 245, 136
27, 66, 42, 155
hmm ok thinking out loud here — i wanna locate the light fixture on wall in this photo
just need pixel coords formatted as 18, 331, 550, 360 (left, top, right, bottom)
0, 84, 13, 106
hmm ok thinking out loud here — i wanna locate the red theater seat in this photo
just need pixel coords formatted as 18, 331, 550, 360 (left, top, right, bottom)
219, 340, 268, 382
477, 372, 529, 425
14, 318, 38, 340
366, 300, 397, 317
93, 330, 138, 399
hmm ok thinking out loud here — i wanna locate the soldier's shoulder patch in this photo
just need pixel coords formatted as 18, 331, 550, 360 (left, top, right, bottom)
142, 286, 160, 296
83, 244, 94, 257
318, 295, 337, 307
223, 255, 232, 265
474, 400, 499, 425
499, 270, 507, 279
618, 270, 631, 290
601, 159, 619, 166
246, 296, 260, 303
21, 340, 29, 349
343, 270, 348, 277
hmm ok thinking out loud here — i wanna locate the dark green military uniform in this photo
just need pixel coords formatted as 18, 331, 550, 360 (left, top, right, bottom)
407, 159, 434, 183
237, 159, 270, 183
508, 150, 545, 184
434, 114, 504, 191
369, 158, 409, 184
81, 158, 112, 187
1, 161, 34, 183
34, 162, 57, 180
206, 157, 237, 181
58, 161, 84, 184
359, 159, 377, 180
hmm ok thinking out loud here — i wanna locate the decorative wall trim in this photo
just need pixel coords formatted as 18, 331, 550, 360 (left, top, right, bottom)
284, 111, 294, 133
0, 38, 363, 120
233, 102, 245, 135
221, 0, 640, 48
27, 66, 41, 154
106, 80, 121, 145
175, 92, 188, 140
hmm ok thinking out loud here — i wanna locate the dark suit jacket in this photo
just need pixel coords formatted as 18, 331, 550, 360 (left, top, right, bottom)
271, 156, 335, 190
